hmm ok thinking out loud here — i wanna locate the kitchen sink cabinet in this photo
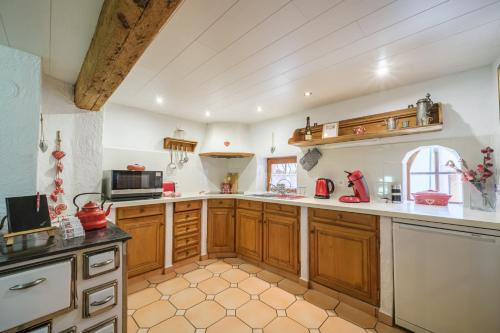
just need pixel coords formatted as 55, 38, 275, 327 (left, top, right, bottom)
263, 212, 299, 274
309, 208, 379, 306
208, 199, 235, 254
236, 207, 263, 262
116, 204, 165, 277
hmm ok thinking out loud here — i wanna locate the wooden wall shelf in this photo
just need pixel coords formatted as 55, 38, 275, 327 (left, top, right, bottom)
164, 137, 198, 152
288, 103, 443, 147
199, 152, 255, 158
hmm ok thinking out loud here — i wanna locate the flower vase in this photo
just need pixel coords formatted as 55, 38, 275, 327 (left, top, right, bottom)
469, 180, 496, 212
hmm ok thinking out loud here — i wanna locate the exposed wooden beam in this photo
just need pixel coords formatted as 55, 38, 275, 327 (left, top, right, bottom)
75, 0, 182, 111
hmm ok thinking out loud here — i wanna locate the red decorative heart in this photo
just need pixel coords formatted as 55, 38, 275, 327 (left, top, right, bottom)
54, 178, 63, 187
56, 203, 67, 212
57, 162, 64, 172
224, 141, 231, 147
52, 150, 66, 160
50, 192, 58, 202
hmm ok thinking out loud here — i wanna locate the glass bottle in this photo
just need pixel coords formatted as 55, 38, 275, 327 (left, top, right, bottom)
305, 116, 312, 141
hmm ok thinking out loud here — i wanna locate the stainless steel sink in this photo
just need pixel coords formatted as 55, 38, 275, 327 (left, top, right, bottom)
248, 193, 305, 200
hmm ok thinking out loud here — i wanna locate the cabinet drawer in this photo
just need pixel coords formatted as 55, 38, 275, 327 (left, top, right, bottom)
264, 203, 299, 216
117, 204, 164, 219
174, 234, 199, 250
174, 246, 199, 262
82, 317, 117, 333
0, 256, 75, 332
83, 246, 120, 279
174, 220, 199, 237
174, 210, 200, 223
175, 200, 202, 212
82, 281, 118, 318
208, 198, 235, 208
237, 199, 263, 211
309, 208, 377, 231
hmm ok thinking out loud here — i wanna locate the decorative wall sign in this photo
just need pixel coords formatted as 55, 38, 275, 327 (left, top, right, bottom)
322, 122, 339, 139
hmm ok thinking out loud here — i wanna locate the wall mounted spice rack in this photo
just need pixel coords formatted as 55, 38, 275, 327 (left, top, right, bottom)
163, 137, 198, 152
288, 103, 443, 147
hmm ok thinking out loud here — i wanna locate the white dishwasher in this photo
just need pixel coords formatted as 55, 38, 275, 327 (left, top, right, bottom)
393, 218, 500, 333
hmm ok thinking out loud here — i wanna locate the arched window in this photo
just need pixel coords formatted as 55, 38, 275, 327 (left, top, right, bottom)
403, 145, 463, 203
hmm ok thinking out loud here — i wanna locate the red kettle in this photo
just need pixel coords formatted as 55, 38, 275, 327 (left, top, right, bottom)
315, 178, 335, 199
73, 192, 112, 231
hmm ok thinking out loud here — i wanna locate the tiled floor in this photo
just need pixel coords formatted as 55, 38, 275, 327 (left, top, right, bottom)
127, 259, 407, 333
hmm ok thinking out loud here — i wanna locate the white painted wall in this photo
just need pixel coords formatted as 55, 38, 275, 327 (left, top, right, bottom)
102, 103, 228, 193
0, 45, 40, 218
37, 75, 104, 211
248, 66, 499, 201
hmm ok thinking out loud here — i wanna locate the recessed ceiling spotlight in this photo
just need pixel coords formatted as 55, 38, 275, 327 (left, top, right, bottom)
257, 106, 263, 112
304, 91, 312, 97
205, 110, 211, 117
375, 60, 389, 77
155, 96, 164, 105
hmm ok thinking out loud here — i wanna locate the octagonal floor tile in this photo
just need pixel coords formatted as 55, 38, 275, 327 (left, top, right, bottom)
170, 288, 206, 309
215, 287, 250, 309
133, 300, 176, 328
149, 316, 194, 333
184, 269, 213, 283
264, 317, 308, 333
224, 257, 247, 266
287, 300, 327, 328
127, 316, 138, 333
148, 271, 176, 284
236, 300, 276, 328
207, 317, 251, 333
239, 263, 262, 274
157, 277, 190, 295
221, 269, 249, 283
185, 301, 225, 328
206, 261, 232, 274
260, 287, 296, 309
257, 270, 283, 284
128, 287, 162, 309
238, 277, 270, 295
197, 277, 230, 295
320, 317, 366, 333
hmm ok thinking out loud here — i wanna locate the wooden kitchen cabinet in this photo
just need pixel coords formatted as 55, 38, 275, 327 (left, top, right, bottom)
116, 204, 165, 277
173, 200, 201, 263
309, 208, 379, 305
263, 211, 299, 274
208, 199, 235, 255
236, 207, 263, 262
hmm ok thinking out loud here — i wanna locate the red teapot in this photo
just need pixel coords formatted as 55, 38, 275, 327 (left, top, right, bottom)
73, 192, 112, 231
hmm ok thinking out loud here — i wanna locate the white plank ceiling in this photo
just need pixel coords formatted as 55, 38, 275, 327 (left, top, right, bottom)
0, 0, 103, 83
110, 0, 500, 122
1, 0, 500, 123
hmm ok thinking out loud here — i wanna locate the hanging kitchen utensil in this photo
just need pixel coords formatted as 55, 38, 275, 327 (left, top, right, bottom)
178, 146, 185, 167
270, 132, 276, 154
39, 114, 48, 152
300, 148, 322, 171
183, 145, 189, 163
168, 147, 176, 170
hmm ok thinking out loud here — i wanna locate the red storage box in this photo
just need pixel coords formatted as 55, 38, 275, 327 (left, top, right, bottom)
412, 190, 452, 206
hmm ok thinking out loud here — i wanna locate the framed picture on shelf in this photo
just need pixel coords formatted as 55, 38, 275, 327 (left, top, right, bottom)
322, 122, 339, 139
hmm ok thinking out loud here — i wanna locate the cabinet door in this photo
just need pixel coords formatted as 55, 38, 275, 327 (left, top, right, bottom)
263, 213, 299, 274
236, 209, 262, 261
309, 221, 379, 305
208, 207, 235, 253
118, 215, 165, 277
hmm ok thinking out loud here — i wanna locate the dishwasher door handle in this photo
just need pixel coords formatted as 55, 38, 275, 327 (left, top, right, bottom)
398, 223, 497, 242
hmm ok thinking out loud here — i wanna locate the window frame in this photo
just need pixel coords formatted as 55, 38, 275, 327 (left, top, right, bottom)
405, 146, 462, 203
266, 156, 297, 191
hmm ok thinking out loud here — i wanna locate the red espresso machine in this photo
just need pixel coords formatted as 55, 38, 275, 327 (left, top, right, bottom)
339, 170, 370, 203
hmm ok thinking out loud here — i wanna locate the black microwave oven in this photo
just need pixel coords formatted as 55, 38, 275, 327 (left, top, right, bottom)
102, 170, 163, 200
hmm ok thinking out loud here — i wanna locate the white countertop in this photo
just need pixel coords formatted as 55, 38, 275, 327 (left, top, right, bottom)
106, 193, 500, 231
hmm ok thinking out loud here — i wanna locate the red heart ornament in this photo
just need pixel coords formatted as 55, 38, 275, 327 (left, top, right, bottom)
50, 192, 58, 202
224, 141, 231, 147
57, 162, 64, 172
56, 203, 67, 212
52, 150, 66, 160
54, 178, 63, 187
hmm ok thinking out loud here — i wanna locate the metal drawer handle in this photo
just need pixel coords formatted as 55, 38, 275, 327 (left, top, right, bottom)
91, 295, 114, 307
91, 259, 114, 268
9, 277, 46, 290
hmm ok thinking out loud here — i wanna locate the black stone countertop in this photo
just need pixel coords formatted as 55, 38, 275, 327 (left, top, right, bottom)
0, 222, 130, 268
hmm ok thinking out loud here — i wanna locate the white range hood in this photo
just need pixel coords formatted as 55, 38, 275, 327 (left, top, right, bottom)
199, 123, 254, 158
